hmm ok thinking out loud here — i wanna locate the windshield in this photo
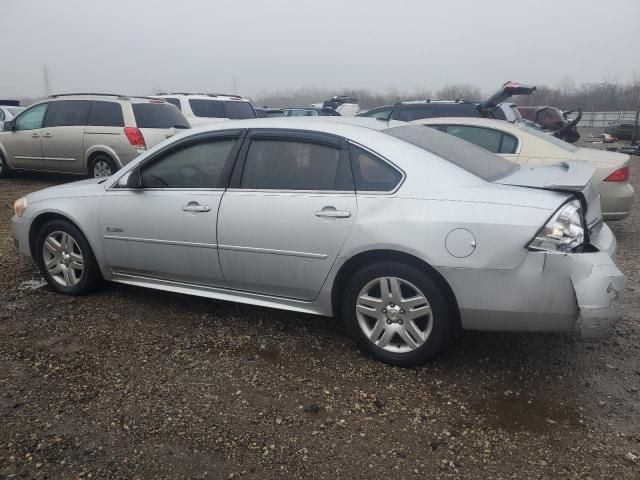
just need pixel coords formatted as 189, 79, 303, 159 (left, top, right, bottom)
383, 125, 519, 182
132, 103, 190, 129
521, 125, 579, 152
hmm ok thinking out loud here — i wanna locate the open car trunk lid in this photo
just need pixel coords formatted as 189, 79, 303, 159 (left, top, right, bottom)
495, 160, 603, 235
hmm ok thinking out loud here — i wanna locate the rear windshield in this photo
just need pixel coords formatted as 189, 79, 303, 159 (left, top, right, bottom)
383, 125, 519, 182
189, 99, 256, 119
132, 103, 190, 129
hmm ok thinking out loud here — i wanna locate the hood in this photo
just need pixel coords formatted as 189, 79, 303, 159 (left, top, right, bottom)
26, 177, 108, 203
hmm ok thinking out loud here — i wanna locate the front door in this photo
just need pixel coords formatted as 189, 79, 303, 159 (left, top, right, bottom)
100, 132, 243, 285
41, 100, 91, 173
3, 102, 48, 170
217, 131, 356, 301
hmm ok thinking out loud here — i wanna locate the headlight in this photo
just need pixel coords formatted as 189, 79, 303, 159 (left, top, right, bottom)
13, 197, 27, 217
528, 199, 584, 252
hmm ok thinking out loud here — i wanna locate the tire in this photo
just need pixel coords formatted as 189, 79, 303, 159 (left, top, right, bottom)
0, 153, 12, 178
89, 154, 117, 178
35, 220, 102, 295
341, 262, 457, 367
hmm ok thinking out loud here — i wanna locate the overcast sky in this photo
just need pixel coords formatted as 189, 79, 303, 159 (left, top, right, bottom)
1, 0, 638, 99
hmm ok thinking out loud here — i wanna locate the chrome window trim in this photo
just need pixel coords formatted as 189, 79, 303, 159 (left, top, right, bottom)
223, 188, 354, 196
347, 140, 406, 195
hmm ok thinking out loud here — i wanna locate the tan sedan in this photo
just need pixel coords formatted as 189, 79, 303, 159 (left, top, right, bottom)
412, 117, 634, 220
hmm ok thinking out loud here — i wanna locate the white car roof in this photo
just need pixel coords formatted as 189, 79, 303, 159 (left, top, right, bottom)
156, 94, 251, 102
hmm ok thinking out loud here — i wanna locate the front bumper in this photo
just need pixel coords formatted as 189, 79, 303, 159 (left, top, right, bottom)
11, 215, 32, 258
441, 223, 625, 338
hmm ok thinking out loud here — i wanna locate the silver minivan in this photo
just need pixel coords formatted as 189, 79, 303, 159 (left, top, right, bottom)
0, 94, 190, 178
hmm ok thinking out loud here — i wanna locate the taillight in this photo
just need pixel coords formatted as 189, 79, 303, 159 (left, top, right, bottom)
124, 127, 146, 149
604, 166, 629, 182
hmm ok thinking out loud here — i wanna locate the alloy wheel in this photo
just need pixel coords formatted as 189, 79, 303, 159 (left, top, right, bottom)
93, 160, 113, 177
42, 231, 84, 287
356, 276, 433, 353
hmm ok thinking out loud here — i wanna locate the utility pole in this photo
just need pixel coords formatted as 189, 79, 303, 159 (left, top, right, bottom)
42, 64, 51, 97
633, 86, 640, 145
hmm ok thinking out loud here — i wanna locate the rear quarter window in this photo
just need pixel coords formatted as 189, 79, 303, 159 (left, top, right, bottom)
133, 103, 190, 128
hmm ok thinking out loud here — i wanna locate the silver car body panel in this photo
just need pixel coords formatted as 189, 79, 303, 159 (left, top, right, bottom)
11, 118, 625, 337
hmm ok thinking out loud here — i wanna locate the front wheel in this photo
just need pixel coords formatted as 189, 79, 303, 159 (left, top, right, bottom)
35, 220, 102, 295
341, 262, 457, 366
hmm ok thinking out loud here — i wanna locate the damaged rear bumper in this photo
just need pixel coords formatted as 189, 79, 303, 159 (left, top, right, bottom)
441, 223, 625, 337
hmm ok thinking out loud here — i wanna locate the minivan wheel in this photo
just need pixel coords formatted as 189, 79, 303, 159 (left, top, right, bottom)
35, 220, 102, 295
342, 262, 456, 367
90, 155, 117, 178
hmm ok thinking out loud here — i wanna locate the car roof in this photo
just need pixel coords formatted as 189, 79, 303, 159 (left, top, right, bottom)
47, 93, 164, 103
156, 93, 250, 102
411, 116, 524, 132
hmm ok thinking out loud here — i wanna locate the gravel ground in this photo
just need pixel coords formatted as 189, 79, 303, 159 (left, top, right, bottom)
1, 162, 639, 480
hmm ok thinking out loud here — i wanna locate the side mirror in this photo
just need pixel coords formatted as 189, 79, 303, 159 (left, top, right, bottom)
117, 170, 143, 188
3, 120, 13, 131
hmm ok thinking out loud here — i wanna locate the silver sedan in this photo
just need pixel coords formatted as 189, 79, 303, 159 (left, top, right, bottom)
11, 118, 625, 366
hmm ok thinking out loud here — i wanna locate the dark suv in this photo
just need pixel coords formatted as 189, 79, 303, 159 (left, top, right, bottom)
358, 82, 536, 122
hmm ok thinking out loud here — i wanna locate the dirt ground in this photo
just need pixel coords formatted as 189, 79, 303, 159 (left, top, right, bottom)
1, 155, 639, 479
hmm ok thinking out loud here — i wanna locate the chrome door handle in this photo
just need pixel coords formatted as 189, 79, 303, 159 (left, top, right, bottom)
315, 209, 351, 218
31, 133, 39, 138
42, 132, 52, 138
182, 203, 211, 213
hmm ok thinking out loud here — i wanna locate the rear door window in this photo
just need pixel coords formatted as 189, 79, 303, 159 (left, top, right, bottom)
87, 101, 124, 127
43, 100, 91, 127
442, 125, 518, 154
224, 101, 257, 119
436, 104, 480, 117
189, 99, 225, 118
132, 103, 190, 129
348, 144, 403, 192
240, 139, 352, 191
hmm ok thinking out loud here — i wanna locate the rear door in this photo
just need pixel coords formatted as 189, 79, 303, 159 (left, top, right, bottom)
3, 102, 48, 170
131, 102, 191, 148
217, 130, 356, 300
41, 100, 91, 173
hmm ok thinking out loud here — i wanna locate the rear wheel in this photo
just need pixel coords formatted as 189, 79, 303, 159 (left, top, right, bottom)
90, 154, 117, 178
341, 262, 457, 366
35, 220, 102, 295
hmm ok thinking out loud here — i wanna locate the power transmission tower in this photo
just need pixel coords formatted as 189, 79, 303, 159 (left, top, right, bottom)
42, 64, 51, 96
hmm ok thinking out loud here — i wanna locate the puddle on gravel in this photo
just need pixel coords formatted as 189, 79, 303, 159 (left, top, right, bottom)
19, 279, 47, 290
475, 393, 582, 432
